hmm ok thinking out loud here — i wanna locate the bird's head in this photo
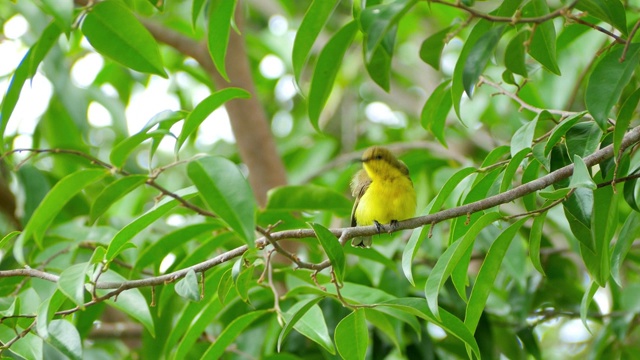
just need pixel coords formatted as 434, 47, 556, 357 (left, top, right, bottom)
360, 146, 409, 179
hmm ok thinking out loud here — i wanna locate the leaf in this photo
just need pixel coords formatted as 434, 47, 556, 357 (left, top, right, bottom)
36, 290, 66, 340
135, 223, 221, 271
335, 309, 368, 360
544, 111, 587, 156
504, 31, 528, 77
175, 269, 201, 302
0, 231, 20, 251
586, 44, 640, 129
569, 155, 597, 190
576, 0, 628, 35
57, 263, 89, 309
288, 303, 336, 354
207, 0, 238, 81
580, 281, 599, 333
511, 116, 538, 157
360, 0, 416, 59
522, 159, 541, 211
402, 223, 431, 286
378, 298, 480, 359
420, 26, 452, 70
235, 264, 255, 303
82, 1, 166, 77
109, 129, 169, 168
500, 147, 530, 193
47, 320, 82, 360
105, 187, 197, 261
0, 22, 62, 147
40, 0, 73, 32
201, 310, 269, 359
525, 0, 561, 75
176, 88, 251, 152
430, 167, 477, 213
465, 218, 527, 333
278, 297, 324, 351
23, 169, 108, 247
310, 223, 345, 284
292, 0, 341, 80
565, 122, 603, 159
265, 185, 352, 216
615, 87, 640, 156
90, 175, 148, 223
421, 80, 452, 146
308, 21, 358, 131
611, 212, 640, 285
364, 27, 396, 91
463, 25, 505, 97
96, 271, 155, 337
187, 157, 256, 245
589, 182, 616, 286
529, 210, 548, 276
192, 0, 206, 27
425, 212, 503, 317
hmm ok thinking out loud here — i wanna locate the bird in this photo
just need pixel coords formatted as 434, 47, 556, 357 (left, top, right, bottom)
350, 146, 417, 247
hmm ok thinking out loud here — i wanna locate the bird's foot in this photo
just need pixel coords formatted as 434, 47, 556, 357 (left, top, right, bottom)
389, 220, 399, 233
373, 220, 384, 235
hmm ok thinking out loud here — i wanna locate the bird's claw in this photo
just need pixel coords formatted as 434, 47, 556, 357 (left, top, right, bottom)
374, 220, 383, 234
389, 220, 399, 233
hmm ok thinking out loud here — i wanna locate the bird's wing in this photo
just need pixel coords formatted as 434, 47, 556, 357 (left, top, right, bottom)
350, 170, 371, 227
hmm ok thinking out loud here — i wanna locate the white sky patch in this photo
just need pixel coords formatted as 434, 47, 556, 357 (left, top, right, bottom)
4, 72, 53, 136
275, 75, 297, 102
196, 106, 235, 145
71, 53, 104, 87
559, 319, 592, 343
13, 134, 32, 149
269, 15, 289, 36
88, 101, 113, 127
166, 214, 186, 227
593, 286, 611, 315
4, 15, 28, 40
0, 41, 27, 76
271, 110, 293, 137
159, 253, 176, 274
125, 77, 180, 134
259, 54, 285, 79
365, 101, 406, 127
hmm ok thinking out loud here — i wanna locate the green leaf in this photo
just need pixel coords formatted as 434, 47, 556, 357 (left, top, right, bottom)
522, 159, 540, 211
586, 44, 640, 129
504, 31, 528, 77
611, 212, 640, 285
176, 88, 251, 152
278, 297, 324, 351
576, 0, 628, 35
565, 122, 603, 159
110, 129, 169, 168
420, 27, 452, 70
335, 309, 368, 360
500, 148, 530, 193
187, 157, 256, 245
310, 223, 345, 284
580, 281, 599, 332
292, 0, 341, 80
36, 290, 66, 340
47, 320, 82, 360
425, 212, 503, 317
23, 169, 108, 247
569, 155, 597, 190
525, 0, 560, 75
90, 175, 148, 223
589, 182, 616, 286
421, 80, 452, 146
364, 28, 396, 91
360, 0, 416, 60
378, 298, 480, 359
82, 1, 166, 77
217, 269, 234, 305
288, 303, 335, 354
135, 223, 221, 271
544, 111, 587, 156
235, 264, 255, 303
615, 87, 640, 156
363, 309, 401, 351
57, 263, 88, 309
192, 0, 206, 27
529, 210, 547, 276
623, 164, 640, 211
105, 187, 197, 261
308, 21, 358, 131
511, 116, 538, 157
207, 0, 239, 81
430, 167, 477, 214
175, 269, 201, 302
465, 218, 527, 333
463, 25, 505, 97
201, 311, 269, 359
96, 271, 155, 337
266, 185, 351, 217
403, 223, 431, 286
40, 0, 73, 32
1, 22, 62, 148
0, 231, 20, 251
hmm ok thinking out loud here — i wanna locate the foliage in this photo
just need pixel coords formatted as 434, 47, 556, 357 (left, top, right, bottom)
2, 0, 640, 359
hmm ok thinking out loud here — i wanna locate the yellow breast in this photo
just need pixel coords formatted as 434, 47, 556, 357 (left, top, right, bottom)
354, 175, 416, 226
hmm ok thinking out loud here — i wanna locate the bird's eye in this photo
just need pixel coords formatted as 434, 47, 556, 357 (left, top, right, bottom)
375, 155, 383, 160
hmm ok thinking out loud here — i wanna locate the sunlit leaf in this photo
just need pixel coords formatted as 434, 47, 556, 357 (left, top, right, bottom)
207, 0, 239, 81
175, 269, 201, 302
201, 311, 269, 359
311, 223, 345, 284
335, 309, 368, 360
463, 25, 505, 97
